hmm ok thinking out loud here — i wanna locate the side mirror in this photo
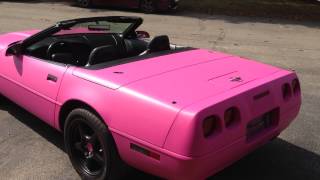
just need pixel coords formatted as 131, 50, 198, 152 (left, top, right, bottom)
136, 31, 150, 39
51, 53, 73, 63
6, 43, 23, 56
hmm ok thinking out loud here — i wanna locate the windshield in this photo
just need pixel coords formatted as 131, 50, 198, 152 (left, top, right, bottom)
21, 16, 143, 48
56, 20, 133, 35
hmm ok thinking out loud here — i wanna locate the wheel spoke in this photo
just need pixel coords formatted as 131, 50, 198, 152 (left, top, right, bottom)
74, 142, 85, 153
88, 133, 98, 144
77, 124, 86, 142
92, 153, 104, 165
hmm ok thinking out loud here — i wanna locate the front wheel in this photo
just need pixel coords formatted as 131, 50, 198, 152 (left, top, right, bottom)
140, 0, 157, 13
64, 108, 126, 180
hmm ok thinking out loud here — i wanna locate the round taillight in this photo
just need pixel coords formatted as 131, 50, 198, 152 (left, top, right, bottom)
292, 79, 300, 95
224, 107, 240, 128
282, 83, 292, 101
202, 116, 220, 138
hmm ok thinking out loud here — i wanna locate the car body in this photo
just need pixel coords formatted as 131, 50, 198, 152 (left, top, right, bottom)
0, 16, 301, 180
76, 0, 179, 13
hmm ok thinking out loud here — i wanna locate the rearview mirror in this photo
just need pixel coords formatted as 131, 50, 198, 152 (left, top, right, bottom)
6, 43, 23, 56
136, 31, 150, 39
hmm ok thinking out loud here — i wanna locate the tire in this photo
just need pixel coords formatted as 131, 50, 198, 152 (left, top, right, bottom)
140, 0, 157, 13
76, 0, 93, 8
64, 108, 127, 180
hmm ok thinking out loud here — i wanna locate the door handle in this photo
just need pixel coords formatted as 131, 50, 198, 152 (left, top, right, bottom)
47, 74, 58, 82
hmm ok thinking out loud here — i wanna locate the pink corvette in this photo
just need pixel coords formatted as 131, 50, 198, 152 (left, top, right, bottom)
0, 16, 301, 180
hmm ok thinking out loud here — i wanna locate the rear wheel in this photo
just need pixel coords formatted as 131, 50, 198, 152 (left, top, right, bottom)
140, 0, 157, 13
64, 108, 126, 180
76, 0, 92, 8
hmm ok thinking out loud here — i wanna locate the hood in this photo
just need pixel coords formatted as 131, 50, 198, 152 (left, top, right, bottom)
0, 30, 39, 51
74, 49, 281, 108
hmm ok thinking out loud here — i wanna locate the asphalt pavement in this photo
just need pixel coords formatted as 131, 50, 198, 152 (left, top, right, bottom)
0, 1, 319, 180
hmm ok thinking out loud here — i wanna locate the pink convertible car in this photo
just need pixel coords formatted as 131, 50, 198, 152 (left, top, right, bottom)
0, 16, 301, 180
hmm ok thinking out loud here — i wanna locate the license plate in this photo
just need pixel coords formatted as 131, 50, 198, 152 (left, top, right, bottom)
246, 109, 278, 140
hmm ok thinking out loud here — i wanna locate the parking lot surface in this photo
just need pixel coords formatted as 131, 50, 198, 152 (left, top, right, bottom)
0, 1, 319, 179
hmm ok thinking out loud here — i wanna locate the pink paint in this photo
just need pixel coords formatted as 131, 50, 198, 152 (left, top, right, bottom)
0, 30, 301, 180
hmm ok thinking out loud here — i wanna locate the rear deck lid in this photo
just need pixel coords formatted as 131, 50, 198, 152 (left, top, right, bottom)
73, 49, 230, 89
73, 49, 280, 108
121, 55, 281, 108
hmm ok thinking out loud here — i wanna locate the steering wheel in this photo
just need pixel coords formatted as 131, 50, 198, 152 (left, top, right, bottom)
47, 41, 72, 60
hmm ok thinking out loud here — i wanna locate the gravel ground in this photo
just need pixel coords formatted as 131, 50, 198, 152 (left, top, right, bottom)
0, 1, 319, 180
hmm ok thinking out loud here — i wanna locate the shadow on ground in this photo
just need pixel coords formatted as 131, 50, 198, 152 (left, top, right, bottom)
0, 95, 319, 179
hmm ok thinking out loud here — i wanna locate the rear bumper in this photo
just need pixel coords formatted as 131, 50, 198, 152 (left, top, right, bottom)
111, 103, 300, 180
111, 70, 301, 179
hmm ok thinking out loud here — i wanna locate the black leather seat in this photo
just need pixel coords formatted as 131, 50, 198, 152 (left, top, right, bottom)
148, 35, 170, 53
86, 45, 119, 66
140, 35, 171, 55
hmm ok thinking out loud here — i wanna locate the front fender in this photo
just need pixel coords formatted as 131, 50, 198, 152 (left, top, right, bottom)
0, 30, 40, 50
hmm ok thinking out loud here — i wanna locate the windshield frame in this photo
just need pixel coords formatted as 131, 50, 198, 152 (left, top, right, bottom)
20, 16, 143, 50
58, 16, 143, 36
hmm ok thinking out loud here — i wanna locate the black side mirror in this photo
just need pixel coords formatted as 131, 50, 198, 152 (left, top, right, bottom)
6, 43, 23, 56
51, 53, 73, 63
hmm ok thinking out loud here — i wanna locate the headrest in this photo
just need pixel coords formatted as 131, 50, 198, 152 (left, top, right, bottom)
148, 35, 170, 53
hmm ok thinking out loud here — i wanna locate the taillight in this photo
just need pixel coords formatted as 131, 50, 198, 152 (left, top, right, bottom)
202, 116, 220, 138
282, 83, 292, 101
224, 107, 240, 128
292, 79, 301, 95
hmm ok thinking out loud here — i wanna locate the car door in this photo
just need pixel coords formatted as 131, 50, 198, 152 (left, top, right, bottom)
0, 50, 68, 127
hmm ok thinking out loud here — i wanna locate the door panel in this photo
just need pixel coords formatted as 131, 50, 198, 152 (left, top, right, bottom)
19, 56, 67, 101
0, 52, 68, 127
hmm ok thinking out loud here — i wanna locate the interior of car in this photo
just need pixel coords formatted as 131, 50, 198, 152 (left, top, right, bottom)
24, 33, 178, 67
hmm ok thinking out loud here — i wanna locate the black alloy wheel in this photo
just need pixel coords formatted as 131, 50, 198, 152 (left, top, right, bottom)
64, 108, 127, 180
